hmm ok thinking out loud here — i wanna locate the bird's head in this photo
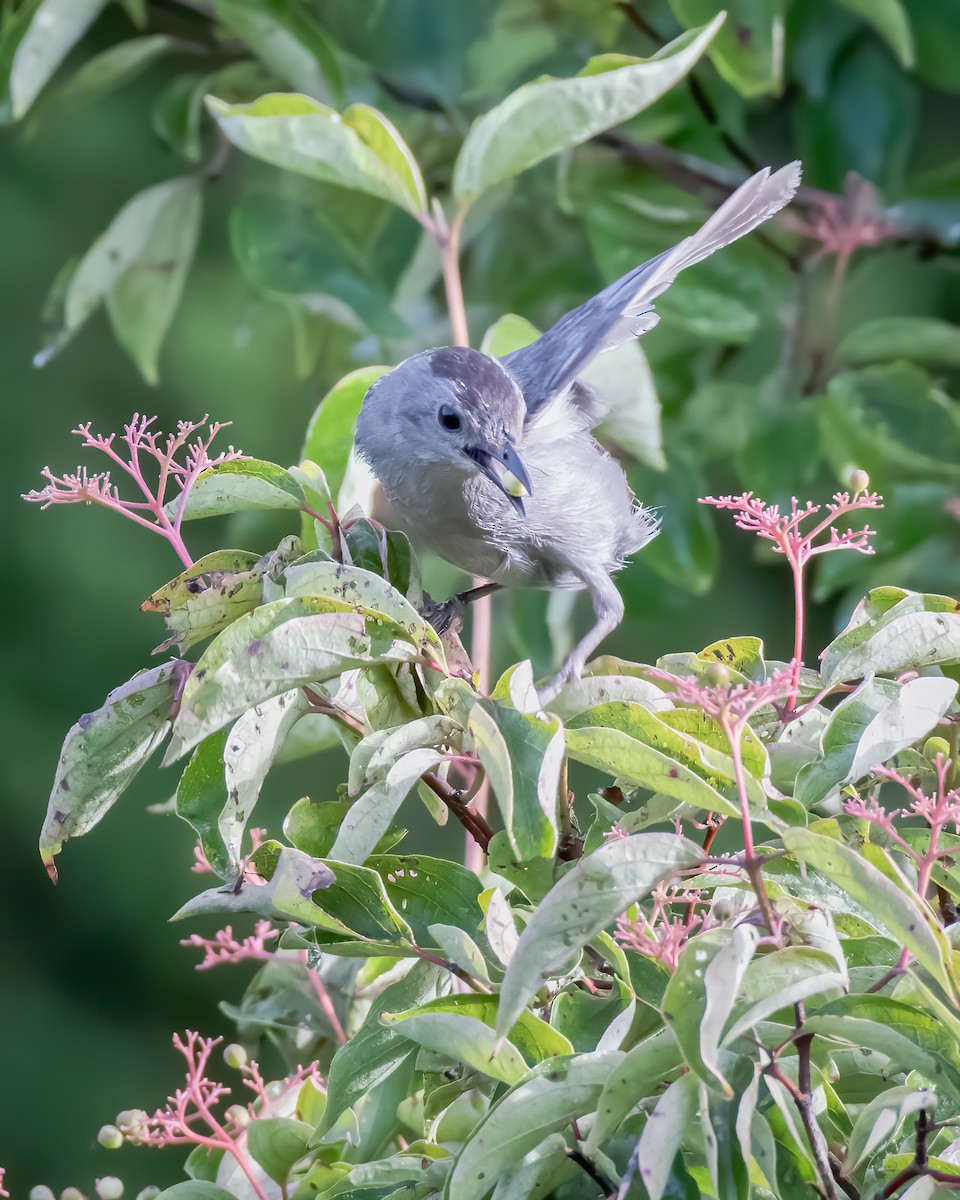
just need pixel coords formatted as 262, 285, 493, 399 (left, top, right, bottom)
355, 346, 533, 513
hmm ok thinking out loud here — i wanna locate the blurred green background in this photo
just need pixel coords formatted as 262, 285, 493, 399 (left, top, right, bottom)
5, 0, 960, 1190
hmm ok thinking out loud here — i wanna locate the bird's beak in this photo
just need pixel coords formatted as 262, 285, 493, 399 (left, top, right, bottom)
465, 440, 533, 515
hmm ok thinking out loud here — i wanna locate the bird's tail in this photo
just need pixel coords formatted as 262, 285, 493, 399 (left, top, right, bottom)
652, 161, 802, 283
507, 161, 802, 415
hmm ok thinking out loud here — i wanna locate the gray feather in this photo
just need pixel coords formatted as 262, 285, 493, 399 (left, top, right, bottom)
505, 161, 802, 415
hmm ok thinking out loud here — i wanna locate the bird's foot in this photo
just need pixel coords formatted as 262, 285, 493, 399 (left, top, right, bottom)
535, 657, 583, 709
420, 594, 467, 636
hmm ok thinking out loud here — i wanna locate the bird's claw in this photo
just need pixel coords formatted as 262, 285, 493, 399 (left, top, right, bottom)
420, 595, 467, 636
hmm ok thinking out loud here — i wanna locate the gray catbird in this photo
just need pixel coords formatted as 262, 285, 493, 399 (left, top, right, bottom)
356, 162, 802, 703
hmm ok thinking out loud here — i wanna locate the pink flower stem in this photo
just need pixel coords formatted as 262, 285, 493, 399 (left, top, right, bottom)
790, 557, 805, 710
186, 1079, 269, 1200
300, 952, 347, 1044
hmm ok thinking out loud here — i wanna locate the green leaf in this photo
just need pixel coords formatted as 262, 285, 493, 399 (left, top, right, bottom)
175, 844, 336, 928
844, 1085, 934, 1175
670, 0, 785, 97
0, 0, 107, 122
445, 1052, 622, 1200
247, 1116, 313, 1184
231, 187, 406, 339
819, 364, 960, 486
483, 887, 519, 966
222, 690, 311, 873
585, 1028, 684, 1152
479, 313, 540, 358
142, 549, 265, 654
835, 316, 960, 369
39, 661, 189, 877
153, 73, 207, 163
211, 0, 342, 103
207, 92, 427, 216
37, 177, 202, 382
633, 1073, 701, 1200
451, 16, 723, 203
783, 829, 954, 994
172, 459, 305, 521
834, 0, 915, 68
820, 588, 960, 686
584, 339, 665, 470
370, 855, 485, 949
382, 1011, 528, 1086
496, 832, 702, 1036
302, 367, 389, 506
722, 948, 847, 1044
318, 962, 442, 1135
795, 676, 958, 807
280, 560, 442, 660
168, 595, 431, 759
330, 748, 443, 865
564, 707, 760, 822
467, 702, 562, 862
661, 928, 754, 1096
155, 1185, 239, 1200
804, 995, 960, 1098
48, 34, 181, 112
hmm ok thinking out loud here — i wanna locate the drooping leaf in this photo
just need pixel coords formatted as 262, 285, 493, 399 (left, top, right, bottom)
467, 702, 563, 862
631, 1072, 701, 1200
835, 316, 960, 369
795, 676, 957, 807
722, 947, 847, 1044
0, 0, 107, 122
451, 16, 724, 203
207, 93, 428, 216
329, 748, 444, 865
211, 0, 342, 103
844, 1085, 934, 1176
247, 1116, 313, 1184
496, 832, 702, 1035
47, 34, 182, 113
445, 1052, 622, 1200
585, 1028, 684, 1152
382, 1010, 529, 1086
670, 0, 785, 97
37, 176, 202, 382
834, 0, 915, 68
783, 829, 954, 993
317, 961, 443, 1135
660, 928, 753, 1096
174, 845, 336, 929
39, 660, 190, 877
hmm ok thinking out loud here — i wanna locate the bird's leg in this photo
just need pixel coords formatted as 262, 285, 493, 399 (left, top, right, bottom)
537, 575, 624, 707
421, 581, 503, 635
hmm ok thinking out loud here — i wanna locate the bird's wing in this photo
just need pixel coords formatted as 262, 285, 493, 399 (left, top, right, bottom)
505, 161, 802, 418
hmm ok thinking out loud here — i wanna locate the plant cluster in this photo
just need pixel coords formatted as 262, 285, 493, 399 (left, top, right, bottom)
16, 395, 960, 1200
9, 1, 960, 1197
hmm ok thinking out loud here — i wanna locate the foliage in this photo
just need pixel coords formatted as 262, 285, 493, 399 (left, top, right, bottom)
11, 0, 960, 1197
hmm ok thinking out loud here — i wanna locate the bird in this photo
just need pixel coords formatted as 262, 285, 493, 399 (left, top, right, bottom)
355, 162, 802, 705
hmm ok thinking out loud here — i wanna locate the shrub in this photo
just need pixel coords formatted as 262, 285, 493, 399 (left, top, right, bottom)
19, 404, 960, 1199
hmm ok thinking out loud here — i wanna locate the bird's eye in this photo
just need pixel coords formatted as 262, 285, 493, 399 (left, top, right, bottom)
438, 405, 462, 431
